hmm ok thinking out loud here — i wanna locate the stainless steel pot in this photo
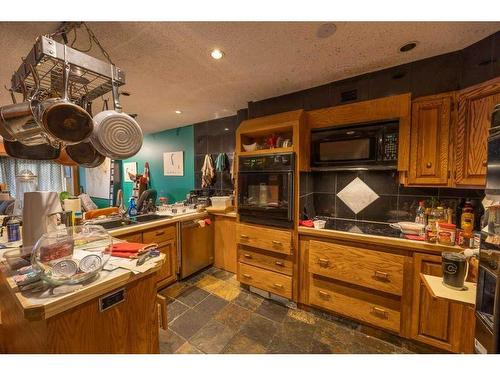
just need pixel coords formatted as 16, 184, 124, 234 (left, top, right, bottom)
37, 60, 94, 144
90, 78, 142, 160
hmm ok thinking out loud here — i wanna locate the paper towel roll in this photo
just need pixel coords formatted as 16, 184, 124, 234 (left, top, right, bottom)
64, 198, 82, 213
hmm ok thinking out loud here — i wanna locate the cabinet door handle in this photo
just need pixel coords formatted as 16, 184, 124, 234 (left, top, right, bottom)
242, 273, 252, 279
483, 160, 487, 167
240, 234, 249, 239
272, 240, 282, 245
273, 283, 284, 289
318, 258, 329, 267
243, 253, 252, 259
373, 270, 390, 281
372, 306, 388, 319
426, 162, 432, 168
274, 261, 285, 267
318, 290, 330, 299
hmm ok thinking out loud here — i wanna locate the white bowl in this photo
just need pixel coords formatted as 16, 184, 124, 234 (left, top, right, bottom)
243, 143, 257, 152
313, 220, 326, 229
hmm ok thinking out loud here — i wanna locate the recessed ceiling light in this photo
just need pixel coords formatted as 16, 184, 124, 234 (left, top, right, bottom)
224, 128, 229, 131
210, 49, 224, 60
175, 110, 182, 114
399, 41, 418, 53
316, 23, 337, 39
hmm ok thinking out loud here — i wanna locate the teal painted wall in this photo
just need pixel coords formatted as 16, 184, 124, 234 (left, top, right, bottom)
121, 125, 194, 204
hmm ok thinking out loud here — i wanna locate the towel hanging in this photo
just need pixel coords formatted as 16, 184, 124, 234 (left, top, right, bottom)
201, 154, 215, 188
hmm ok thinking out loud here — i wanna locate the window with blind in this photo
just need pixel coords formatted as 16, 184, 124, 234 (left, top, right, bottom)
0, 157, 70, 197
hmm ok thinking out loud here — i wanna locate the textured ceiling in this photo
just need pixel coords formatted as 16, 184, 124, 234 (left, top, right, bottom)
0, 22, 499, 133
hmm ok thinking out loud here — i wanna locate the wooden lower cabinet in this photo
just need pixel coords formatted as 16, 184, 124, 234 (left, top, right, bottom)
238, 262, 292, 299
156, 239, 177, 289
410, 253, 475, 353
115, 224, 178, 289
214, 215, 237, 273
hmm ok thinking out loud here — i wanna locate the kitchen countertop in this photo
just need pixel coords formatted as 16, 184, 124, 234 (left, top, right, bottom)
298, 226, 464, 254
0, 253, 164, 321
209, 211, 237, 218
107, 211, 209, 237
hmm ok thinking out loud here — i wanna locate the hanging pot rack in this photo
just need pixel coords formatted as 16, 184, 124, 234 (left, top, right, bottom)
9, 35, 125, 104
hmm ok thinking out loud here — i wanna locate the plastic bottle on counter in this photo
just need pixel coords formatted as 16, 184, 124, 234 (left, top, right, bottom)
128, 197, 138, 217
415, 201, 425, 224
460, 201, 475, 248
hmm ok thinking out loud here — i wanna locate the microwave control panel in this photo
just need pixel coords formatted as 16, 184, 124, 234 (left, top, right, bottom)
383, 133, 398, 161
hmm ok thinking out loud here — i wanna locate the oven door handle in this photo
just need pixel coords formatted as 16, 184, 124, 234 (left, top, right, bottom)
287, 171, 294, 222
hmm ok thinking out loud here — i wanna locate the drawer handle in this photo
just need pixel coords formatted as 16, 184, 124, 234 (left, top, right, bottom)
240, 234, 249, 239
373, 270, 390, 281
371, 306, 388, 319
318, 290, 330, 299
156, 231, 165, 236
274, 261, 285, 267
273, 283, 284, 289
482, 160, 487, 167
242, 273, 252, 279
243, 253, 253, 259
426, 162, 432, 168
318, 258, 330, 267
272, 240, 282, 246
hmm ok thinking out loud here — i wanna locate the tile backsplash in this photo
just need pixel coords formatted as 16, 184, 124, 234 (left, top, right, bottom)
299, 170, 485, 225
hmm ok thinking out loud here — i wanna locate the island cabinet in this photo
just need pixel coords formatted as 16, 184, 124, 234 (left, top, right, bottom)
410, 253, 475, 353
299, 234, 475, 353
115, 224, 177, 289
236, 222, 294, 299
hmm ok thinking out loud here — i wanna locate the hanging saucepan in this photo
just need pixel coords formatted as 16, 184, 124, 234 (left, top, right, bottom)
90, 79, 143, 160
36, 58, 94, 145
0, 70, 51, 147
3, 139, 61, 160
65, 141, 105, 168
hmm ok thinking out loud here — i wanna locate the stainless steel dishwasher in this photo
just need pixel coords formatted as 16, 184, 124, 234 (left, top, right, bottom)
178, 216, 214, 279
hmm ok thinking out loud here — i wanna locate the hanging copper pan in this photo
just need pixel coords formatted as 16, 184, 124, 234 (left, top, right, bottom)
3, 139, 61, 160
54, 147, 78, 166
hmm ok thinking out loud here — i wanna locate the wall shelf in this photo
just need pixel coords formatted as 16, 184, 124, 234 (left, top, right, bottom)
238, 147, 294, 157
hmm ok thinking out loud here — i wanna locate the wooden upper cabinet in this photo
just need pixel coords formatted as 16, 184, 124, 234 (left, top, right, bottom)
455, 78, 500, 187
407, 93, 453, 186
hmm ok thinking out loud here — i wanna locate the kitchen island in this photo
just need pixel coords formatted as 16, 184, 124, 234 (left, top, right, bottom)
0, 211, 209, 354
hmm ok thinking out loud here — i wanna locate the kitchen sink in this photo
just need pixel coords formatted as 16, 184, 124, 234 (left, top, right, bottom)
132, 214, 165, 223
96, 218, 137, 229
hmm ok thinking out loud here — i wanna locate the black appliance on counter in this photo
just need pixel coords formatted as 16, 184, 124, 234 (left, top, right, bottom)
238, 153, 294, 228
311, 120, 399, 170
474, 104, 500, 354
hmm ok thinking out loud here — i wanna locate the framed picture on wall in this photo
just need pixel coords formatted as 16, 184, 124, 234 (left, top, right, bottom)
163, 151, 184, 176
123, 162, 137, 182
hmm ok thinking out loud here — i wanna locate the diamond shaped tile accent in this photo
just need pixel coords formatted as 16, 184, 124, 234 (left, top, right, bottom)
336, 177, 379, 214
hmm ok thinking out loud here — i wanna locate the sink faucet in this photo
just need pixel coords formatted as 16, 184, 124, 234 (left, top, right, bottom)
116, 189, 127, 218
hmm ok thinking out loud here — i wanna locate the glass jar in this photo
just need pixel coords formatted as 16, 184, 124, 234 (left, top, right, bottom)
437, 222, 456, 246
31, 225, 112, 286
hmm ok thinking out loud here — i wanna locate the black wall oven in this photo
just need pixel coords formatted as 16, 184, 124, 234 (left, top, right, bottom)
311, 120, 399, 170
238, 153, 294, 229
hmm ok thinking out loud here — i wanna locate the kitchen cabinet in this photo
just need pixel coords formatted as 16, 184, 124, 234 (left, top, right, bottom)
115, 224, 178, 289
410, 253, 475, 353
213, 215, 237, 273
455, 78, 500, 187
407, 92, 453, 186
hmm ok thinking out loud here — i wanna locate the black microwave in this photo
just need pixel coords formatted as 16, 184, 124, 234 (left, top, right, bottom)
311, 120, 399, 170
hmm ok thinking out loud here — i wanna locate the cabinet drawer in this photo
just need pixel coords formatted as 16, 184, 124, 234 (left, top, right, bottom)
238, 263, 292, 299
238, 247, 293, 276
143, 225, 176, 245
309, 240, 404, 296
310, 275, 401, 333
236, 223, 292, 255
116, 232, 143, 243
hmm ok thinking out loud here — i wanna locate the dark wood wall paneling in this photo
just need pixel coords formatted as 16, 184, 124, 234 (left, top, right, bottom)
247, 32, 499, 119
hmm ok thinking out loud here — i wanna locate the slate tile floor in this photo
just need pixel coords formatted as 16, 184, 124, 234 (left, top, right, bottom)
158, 267, 419, 354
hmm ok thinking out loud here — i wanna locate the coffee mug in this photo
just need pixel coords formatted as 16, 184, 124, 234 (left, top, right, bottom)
442, 252, 469, 290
